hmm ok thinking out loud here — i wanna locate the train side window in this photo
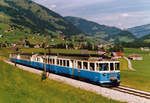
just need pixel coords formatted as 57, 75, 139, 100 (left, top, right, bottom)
53, 59, 55, 64
57, 59, 59, 65
96, 63, 99, 71
90, 63, 95, 71
37, 57, 40, 62
110, 63, 114, 71
115, 63, 120, 70
99, 63, 108, 71
49, 58, 51, 64
60, 60, 63, 66
47, 58, 49, 64
83, 62, 88, 70
67, 60, 69, 67
63, 60, 66, 66
49, 59, 52, 64
78, 61, 81, 69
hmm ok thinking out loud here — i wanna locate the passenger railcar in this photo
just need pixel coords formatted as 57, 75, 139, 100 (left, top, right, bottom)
10, 53, 120, 86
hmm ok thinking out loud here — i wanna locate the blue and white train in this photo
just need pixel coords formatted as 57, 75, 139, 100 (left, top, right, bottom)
10, 53, 120, 86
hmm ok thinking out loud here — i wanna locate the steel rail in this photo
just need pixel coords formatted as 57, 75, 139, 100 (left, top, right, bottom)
111, 86, 150, 99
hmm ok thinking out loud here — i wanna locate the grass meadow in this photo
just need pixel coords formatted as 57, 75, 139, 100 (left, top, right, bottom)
0, 59, 124, 103
120, 48, 150, 92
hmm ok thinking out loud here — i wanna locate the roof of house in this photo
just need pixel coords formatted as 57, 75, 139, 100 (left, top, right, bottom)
129, 54, 142, 57
112, 52, 123, 57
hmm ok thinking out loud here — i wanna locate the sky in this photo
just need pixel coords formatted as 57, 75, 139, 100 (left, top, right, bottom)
33, 0, 150, 29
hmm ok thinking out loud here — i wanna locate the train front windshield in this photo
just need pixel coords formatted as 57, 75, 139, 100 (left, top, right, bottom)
99, 63, 109, 71
97, 62, 119, 71
96, 63, 109, 71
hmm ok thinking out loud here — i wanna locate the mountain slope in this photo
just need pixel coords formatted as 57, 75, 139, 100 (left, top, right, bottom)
127, 24, 150, 38
0, 0, 81, 35
65, 16, 135, 42
65, 16, 121, 36
137, 33, 150, 43
113, 31, 136, 43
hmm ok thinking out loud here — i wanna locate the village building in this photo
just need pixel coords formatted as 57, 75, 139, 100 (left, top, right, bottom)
128, 54, 143, 60
140, 47, 149, 51
4, 28, 14, 33
10, 43, 17, 48
98, 43, 113, 49
98, 50, 106, 55
56, 30, 63, 34
58, 36, 65, 40
22, 40, 29, 47
34, 44, 41, 48
112, 52, 124, 58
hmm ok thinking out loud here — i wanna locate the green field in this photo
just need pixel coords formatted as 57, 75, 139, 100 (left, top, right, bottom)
117, 58, 129, 70
0, 59, 124, 103
121, 48, 150, 92
1, 47, 150, 100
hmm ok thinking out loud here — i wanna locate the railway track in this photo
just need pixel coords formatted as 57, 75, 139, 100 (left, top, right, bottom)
111, 86, 150, 99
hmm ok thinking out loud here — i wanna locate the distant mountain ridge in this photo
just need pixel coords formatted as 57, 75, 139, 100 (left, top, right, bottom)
65, 16, 121, 36
0, 0, 137, 44
65, 16, 136, 43
127, 24, 150, 38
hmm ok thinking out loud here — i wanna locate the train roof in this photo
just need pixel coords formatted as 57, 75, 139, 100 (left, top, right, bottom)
11, 52, 119, 62
11, 52, 101, 57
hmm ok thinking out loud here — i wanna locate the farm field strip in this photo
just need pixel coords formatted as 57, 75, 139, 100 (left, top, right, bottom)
5, 60, 150, 103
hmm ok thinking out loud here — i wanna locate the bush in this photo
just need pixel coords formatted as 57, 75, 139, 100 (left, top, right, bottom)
41, 71, 47, 81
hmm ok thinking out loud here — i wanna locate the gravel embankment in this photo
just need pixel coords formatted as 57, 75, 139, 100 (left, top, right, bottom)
5, 60, 150, 103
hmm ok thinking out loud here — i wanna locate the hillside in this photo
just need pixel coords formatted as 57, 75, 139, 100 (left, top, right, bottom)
65, 16, 135, 43
0, 0, 81, 36
127, 24, 150, 38
137, 33, 150, 43
114, 31, 136, 43
65, 16, 121, 36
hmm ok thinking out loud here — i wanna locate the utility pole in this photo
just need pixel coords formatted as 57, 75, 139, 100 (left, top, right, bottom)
41, 41, 48, 81
44, 42, 47, 73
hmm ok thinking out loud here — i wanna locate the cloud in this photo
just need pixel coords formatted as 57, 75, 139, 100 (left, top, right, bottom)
48, 4, 57, 10
89, 10, 150, 29
33, 0, 150, 28
34, 0, 115, 9
120, 13, 129, 17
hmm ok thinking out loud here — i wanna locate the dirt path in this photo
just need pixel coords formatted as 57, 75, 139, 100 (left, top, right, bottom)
123, 56, 135, 71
